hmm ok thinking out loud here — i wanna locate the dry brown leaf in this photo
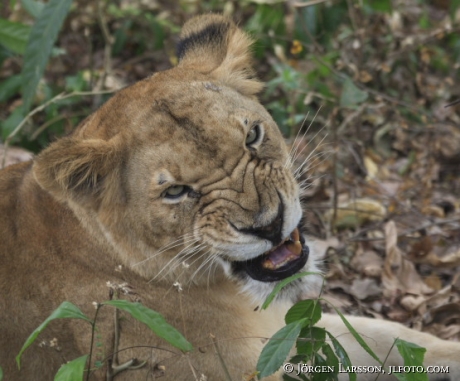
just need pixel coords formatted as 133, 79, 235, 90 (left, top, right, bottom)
400, 295, 427, 311
351, 248, 383, 278
321, 291, 353, 310
429, 302, 460, 325
328, 198, 386, 228
424, 324, 460, 341
424, 274, 443, 291
386, 307, 411, 323
364, 156, 379, 179
409, 246, 460, 268
382, 221, 433, 297
350, 278, 382, 300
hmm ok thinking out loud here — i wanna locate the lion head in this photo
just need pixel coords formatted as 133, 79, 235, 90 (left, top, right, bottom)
33, 14, 320, 303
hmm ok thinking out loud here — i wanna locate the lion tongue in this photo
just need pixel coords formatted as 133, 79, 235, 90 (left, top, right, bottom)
262, 240, 302, 270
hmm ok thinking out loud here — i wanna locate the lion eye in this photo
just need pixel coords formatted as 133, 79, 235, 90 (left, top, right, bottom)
164, 185, 188, 199
245, 124, 261, 146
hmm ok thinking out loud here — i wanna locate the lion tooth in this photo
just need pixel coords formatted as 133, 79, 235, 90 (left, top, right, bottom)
286, 240, 302, 256
290, 228, 300, 242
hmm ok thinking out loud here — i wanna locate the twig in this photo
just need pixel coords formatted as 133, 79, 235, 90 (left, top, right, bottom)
398, 216, 460, 237
445, 99, 460, 108
86, 304, 101, 381
293, 7, 324, 53
1, 90, 114, 169
291, 0, 330, 7
336, 104, 366, 134
30, 112, 86, 140
93, 0, 114, 108
348, 216, 460, 242
210, 334, 233, 381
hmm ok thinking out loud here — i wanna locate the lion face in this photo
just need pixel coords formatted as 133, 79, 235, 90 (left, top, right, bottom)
33, 15, 319, 303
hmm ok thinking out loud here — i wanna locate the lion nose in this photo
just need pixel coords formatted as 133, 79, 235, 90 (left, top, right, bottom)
241, 202, 284, 246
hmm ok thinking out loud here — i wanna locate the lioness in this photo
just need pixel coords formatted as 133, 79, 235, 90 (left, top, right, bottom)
0, 14, 459, 381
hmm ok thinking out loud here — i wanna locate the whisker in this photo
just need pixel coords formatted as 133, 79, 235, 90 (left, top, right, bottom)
149, 239, 202, 282
286, 107, 323, 169
134, 234, 197, 267
294, 148, 333, 180
285, 111, 310, 169
293, 134, 330, 178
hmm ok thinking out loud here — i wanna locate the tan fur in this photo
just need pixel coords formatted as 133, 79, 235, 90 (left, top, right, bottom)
0, 15, 459, 381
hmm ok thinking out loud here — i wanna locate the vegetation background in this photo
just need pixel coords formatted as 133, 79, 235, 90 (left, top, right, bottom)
1, 0, 460, 366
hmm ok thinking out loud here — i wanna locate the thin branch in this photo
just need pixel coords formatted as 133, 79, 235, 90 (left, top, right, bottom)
210, 334, 233, 381
291, 0, 330, 7
93, 0, 114, 108
1, 90, 115, 169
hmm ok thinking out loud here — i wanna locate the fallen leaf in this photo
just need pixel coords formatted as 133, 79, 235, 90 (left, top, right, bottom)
382, 221, 433, 297
351, 248, 383, 278
350, 278, 382, 300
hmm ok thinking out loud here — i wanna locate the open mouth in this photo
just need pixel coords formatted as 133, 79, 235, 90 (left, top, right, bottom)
233, 227, 309, 282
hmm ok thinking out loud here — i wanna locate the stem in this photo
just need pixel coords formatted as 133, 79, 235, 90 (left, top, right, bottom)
86, 304, 102, 381
210, 334, 233, 381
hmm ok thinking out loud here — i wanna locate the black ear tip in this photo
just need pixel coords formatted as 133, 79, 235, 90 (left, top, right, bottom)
177, 15, 233, 62
177, 21, 231, 61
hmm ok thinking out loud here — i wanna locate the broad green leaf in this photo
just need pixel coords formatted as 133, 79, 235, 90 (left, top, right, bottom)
262, 272, 321, 310
363, 0, 392, 13
328, 306, 382, 365
320, 343, 339, 371
312, 348, 339, 381
0, 19, 31, 54
16, 301, 91, 368
283, 373, 300, 381
54, 355, 88, 381
103, 300, 192, 352
285, 299, 321, 326
340, 77, 368, 108
257, 319, 306, 378
0, 74, 22, 103
297, 326, 325, 355
1, 106, 24, 141
395, 339, 428, 381
21, 0, 45, 18
21, 0, 73, 113
0, 365, 3, 381
326, 331, 356, 381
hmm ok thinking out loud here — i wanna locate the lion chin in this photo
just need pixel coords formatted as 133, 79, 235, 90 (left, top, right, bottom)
1, 13, 459, 381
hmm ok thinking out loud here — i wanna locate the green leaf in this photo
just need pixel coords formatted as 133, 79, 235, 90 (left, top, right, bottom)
320, 343, 339, 371
257, 319, 306, 378
327, 306, 382, 366
285, 299, 322, 326
326, 332, 356, 381
297, 326, 326, 355
262, 271, 321, 310
340, 77, 368, 108
21, 0, 73, 113
363, 0, 392, 13
103, 300, 192, 352
0, 74, 22, 103
1, 106, 24, 141
54, 355, 88, 381
21, 0, 45, 18
16, 301, 91, 368
0, 365, 3, 381
395, 339, 428, 381
0, 19, 31, 54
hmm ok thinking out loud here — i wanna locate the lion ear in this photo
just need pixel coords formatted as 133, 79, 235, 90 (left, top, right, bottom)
33, 137, 125, 209
177, 14, 263, 96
